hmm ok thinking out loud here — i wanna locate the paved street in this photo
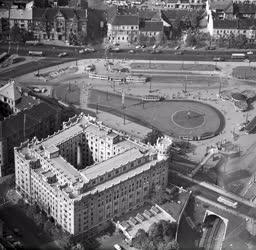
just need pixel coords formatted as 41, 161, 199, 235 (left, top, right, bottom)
0, 43, 255, 62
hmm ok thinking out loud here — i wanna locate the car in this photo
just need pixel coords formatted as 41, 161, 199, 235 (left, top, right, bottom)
110, 47, 121, 52
174, 45, 180, 50
85, 64, 95, 71
207, 46, 216, 50
247, 51, 253, 55
151, 49, 161, 54
120, 67, 129, 72
192, 46, 197, 50
135, 45, 141, 49
84, 48, 96, 53
78, 49, 85, 54
213, 57, 225, 61
175, 51, 183, 55
128, 49, 135, 54
58, 52, 68, 57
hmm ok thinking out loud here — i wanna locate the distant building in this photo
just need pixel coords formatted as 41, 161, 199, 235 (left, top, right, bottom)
15, 114, 170, 237
140, 21, 163, 38
107, 15, 140, 44
1, 1, 88, 42
0, 102, 61, 176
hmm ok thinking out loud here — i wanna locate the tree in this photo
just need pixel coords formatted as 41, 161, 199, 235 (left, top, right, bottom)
10, 24, 23, 43
43, 220, 53, 235
132, 229, 149, 249
77, 32, 88, 45
138, 33, 148, 46
185, 32, 197, 47
164, 240, 179, 250
144, 129, 163, 145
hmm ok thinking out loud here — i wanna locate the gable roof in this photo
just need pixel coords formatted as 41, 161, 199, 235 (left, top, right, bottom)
213, 18, 256, 29
140, 21, 163, 32
209, 0, 233, 11
161, 9, 191, 22
0, 81, 21, 101
234, 3, 256, 15
110, 15, 139, 26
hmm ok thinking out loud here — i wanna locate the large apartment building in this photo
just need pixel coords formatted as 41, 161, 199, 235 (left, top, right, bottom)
15, 114, 170, 237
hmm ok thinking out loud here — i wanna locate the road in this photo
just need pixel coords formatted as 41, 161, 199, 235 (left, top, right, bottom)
0, 204, 58, 249
0, 57, 74, 80
169, 171, 256, 220
0, 43, 255, 62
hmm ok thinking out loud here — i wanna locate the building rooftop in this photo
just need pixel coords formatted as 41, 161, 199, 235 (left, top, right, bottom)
80, 148, 145, 181
0, 81, 21, 102
41, 123, 83, 149
109, 15, 139, 26
0, 102, 59, 140
140, 21, 163, 32
213, 19, 256, 29
87, 158, 158, 195
117, 204, 176, 240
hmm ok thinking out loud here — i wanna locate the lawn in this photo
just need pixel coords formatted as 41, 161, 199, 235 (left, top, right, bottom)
54, 84, 80, 105
130, 63, 216, 71
87, 89, 224, 140
232, 66, 256, 80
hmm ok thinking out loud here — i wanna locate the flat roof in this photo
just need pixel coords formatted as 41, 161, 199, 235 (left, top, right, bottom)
41, 124, 83, 149
87, 159, 158, 195
81, 148, 144, 181
50, 156, 81, 183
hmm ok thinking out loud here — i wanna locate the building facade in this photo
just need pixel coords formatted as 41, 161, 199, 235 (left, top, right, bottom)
107, 15, 139, 44
1, 1, 87, 42
0, 102, 61, 176
15, 114, 170, 237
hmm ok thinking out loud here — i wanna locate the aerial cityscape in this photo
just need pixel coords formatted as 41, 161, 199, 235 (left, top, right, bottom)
1, 0, 256, 249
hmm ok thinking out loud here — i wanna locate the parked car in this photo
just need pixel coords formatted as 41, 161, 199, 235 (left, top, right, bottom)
247, 51, 253, 55
175, 51, 183, 55
213, 57, 225, 61
151, 49, 161, 54
128, 49, 135, 54
110, 47, 121, 52
78, 49, 85, 54
84, 48, 96, 53
174, 45, 180, 50
207, 46, 216, 50
58, 52, 68, 57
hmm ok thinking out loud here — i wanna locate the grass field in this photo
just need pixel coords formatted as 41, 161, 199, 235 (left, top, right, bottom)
131, 63, 216, 71
54, 84, 80, 104
232, 66, 256, 80
87, 89, 225, 140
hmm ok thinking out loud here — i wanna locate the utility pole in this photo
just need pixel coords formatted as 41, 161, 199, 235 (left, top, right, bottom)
123, 112, 126, 125
219, 76, 222, 95
23, 113, 26, 140
8, 1, 11, 55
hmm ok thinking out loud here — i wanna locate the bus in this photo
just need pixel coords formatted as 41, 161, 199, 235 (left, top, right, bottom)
231, 53, 246, 60
28, 51, 43, 56
217, 196, 238, 208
